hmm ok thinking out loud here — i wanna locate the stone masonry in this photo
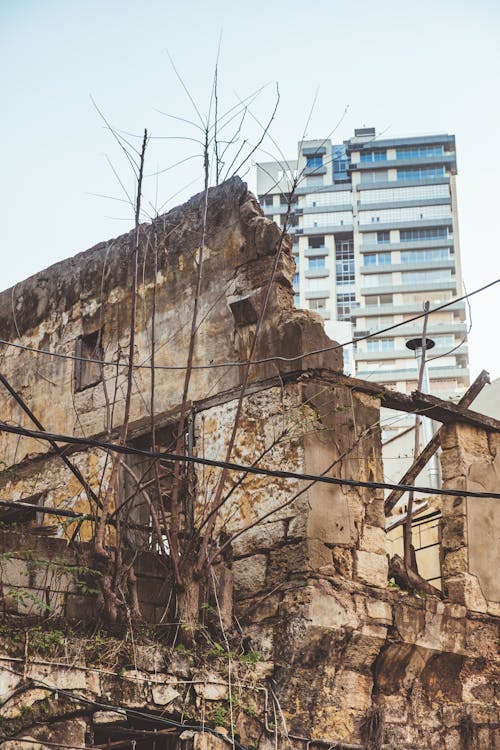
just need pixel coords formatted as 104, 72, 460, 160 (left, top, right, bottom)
0, 178, 498, 749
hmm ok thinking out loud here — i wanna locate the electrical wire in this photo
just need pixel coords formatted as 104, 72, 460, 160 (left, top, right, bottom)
426, 279, 473, 365
0, 279, 496, 372
0, 664, 247, 750
0, 662, 362, 750
0, 420, 499, 501
0, 739, 89, 750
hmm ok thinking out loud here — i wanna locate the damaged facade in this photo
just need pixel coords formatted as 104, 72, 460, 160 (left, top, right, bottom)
0, 177, 498, 749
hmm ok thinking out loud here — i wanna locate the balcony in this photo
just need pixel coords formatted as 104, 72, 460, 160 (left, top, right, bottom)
360, 259, 456, 275
354, 321, 468, 340
300, 224, 354, 236
355, 365, 469, 383
304, 268, 330, 279
304, 165, 327, 176
355, 343, 468, 362
350, 153, 457, 171
304, 246, 329, 257
353, 300, 467, 318
304, 290, 330, 300
392, 153, 457, 171
302, 204, 352, 214
354, 348, 399, 361
302, 146, 327, 156
358, 197, 451, 212
348, 134, 455, 152
358, 217, 453, 232
295, 183, 354, 196
357, 176, 451, 192
361, 280, 457, 296
359, 238, 453, 253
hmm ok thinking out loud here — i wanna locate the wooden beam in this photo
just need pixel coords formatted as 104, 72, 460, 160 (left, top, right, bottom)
385, 500, 429, 531
317, 369, 499, 431
389, 553, 444, 598
408, 389, 500, 429
384, 370, 491, 514
93, 726, 178, 750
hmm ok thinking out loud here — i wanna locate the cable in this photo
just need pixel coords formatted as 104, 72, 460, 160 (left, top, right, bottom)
0, 657, 362, 750
0, 499, 154, 533
0, 420, 499, 501
0, 279, 496, 372
1, 739, 88, 750
426, 279, 473, 365
0, 664, 248, 750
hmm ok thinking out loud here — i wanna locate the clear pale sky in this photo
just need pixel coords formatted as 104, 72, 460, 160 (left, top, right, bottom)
1, 0, 499, 379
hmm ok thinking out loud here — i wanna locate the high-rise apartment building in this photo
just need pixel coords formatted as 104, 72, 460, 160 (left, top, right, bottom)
256, 128, 470, 399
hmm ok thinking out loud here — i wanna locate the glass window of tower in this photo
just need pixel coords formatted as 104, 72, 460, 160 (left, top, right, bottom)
306, 155, 323, 168
360, 149, 387, 162
396, 145, 444, 159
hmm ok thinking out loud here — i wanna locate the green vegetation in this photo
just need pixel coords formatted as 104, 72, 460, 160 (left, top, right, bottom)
30, 628, 67, 656
238, 650, 262, 666
7, 588, 52, 614
213, 706, 227, 727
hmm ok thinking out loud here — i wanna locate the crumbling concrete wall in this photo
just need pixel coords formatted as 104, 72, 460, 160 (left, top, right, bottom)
0, 591, 498, 750
0, 375, 383, 625
0, 177, 337, 467
194, 379, 386, 593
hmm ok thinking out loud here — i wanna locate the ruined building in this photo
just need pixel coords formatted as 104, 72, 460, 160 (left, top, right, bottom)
0, 177, 498, 749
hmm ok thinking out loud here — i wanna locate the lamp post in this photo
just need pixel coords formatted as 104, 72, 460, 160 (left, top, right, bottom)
406, 336, 441, 489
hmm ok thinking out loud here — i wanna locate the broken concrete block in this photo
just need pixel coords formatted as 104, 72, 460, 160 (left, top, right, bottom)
366, 597, 392, 624
449, 573, 489, 613
359, 525, 387, 554
151, 680, 180, 706
354, 550, 388, 588
193, 672, 228, 701
93, 710, 127, 724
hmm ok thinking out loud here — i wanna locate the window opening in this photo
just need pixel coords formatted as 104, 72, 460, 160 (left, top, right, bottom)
74, 329, 104, 392
121, 424, 180, 552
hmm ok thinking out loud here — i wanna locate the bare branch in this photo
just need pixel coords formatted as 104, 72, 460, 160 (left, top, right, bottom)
166, 51, 206, 129
94, 129, 148, 559
224, 83, 280, 180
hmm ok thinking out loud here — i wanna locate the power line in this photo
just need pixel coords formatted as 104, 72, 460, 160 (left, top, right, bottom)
0, 371, 102, 510
0, 279, 496, 372
0, 420, 499, 501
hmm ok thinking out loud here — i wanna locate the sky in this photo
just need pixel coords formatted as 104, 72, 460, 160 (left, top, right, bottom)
1, 0, 499, 380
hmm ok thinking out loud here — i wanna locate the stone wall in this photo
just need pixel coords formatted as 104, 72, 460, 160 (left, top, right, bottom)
1, 374, 498, 748
0, 178, 498, 749
440, 422, 500, 617
0, 373, 385, 627
0, 591, 498, 750
0, 529, 170, 622
0, 176, 338, 468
